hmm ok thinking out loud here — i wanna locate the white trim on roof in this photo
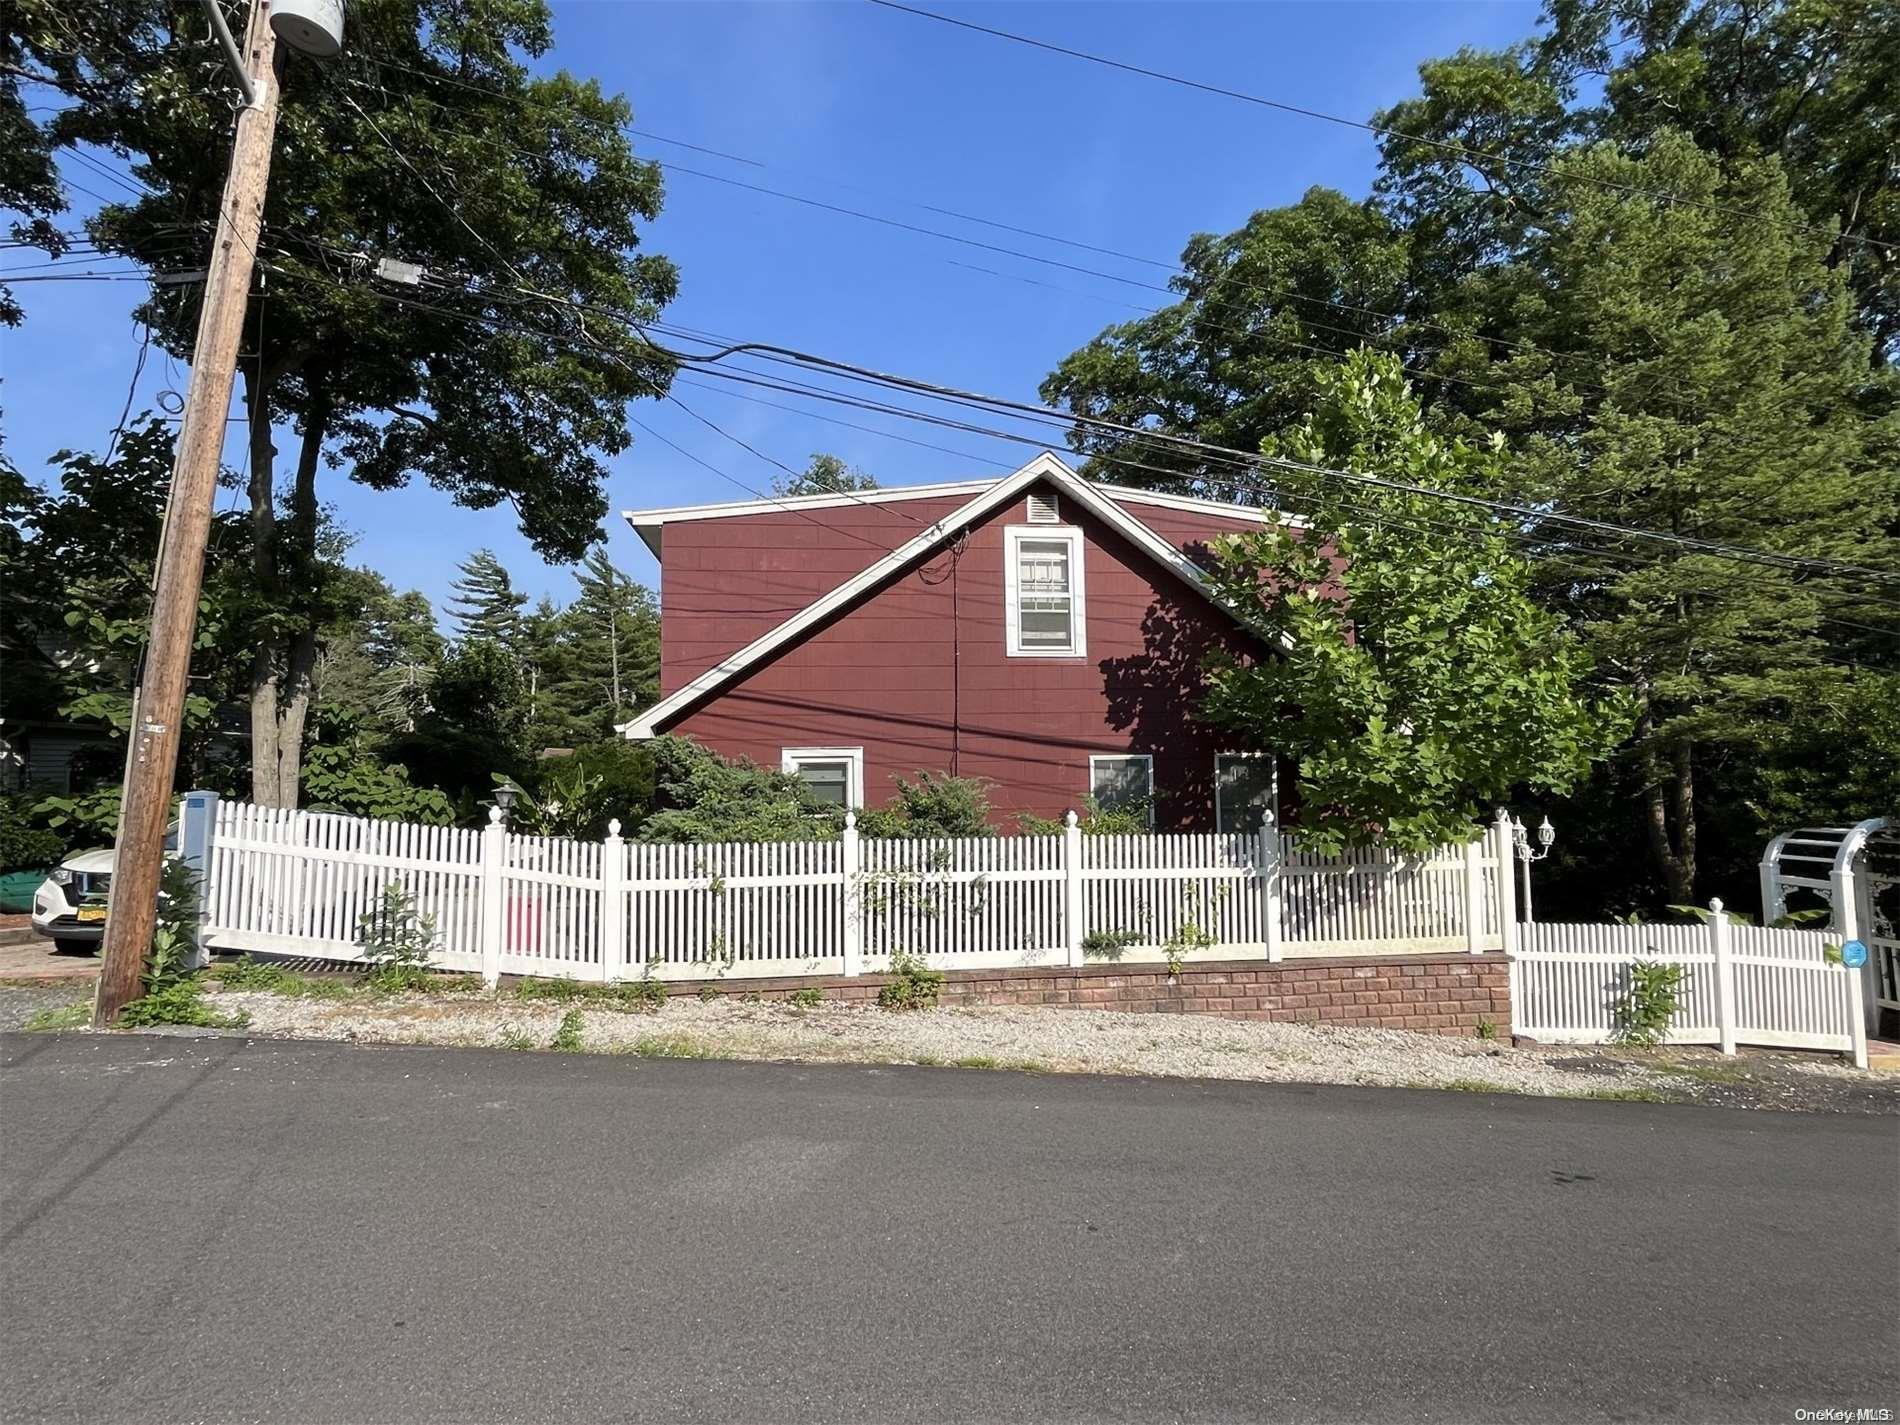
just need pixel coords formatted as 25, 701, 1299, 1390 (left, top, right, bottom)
620, 453, 1302, 557
620, 452, 1288, 741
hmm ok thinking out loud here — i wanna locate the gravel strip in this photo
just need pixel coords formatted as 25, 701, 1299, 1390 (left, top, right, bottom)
196, 986, 1895, 1110
0, 982, 92, 1033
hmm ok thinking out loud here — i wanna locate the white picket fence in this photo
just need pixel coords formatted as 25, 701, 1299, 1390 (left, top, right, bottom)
1511, 910, 1868, 1068
201, 799, 1518, 980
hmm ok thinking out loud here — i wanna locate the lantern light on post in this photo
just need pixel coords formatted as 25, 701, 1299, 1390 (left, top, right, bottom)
1511, 814, 1558, 924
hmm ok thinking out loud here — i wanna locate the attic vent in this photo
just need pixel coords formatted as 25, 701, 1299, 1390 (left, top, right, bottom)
1026, 492, 1060, 524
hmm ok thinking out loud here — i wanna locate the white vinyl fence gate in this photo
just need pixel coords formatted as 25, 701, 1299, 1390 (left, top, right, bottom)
1511, 908, 1867, 1068
200, 799, 1517, 980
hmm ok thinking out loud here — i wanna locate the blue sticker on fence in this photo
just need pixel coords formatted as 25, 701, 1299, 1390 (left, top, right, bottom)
1840, 940, 1868, 969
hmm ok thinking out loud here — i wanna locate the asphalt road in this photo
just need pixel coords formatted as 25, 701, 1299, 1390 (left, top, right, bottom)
2, 1033, 1895, 1425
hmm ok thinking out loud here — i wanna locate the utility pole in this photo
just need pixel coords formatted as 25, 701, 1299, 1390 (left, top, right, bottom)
93, 1, 289, 1025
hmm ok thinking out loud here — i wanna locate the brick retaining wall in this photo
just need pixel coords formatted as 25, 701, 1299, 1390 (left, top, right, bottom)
679, 952, 1511, 1038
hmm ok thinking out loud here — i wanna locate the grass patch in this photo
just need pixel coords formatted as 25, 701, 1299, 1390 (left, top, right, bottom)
788, 987, 825, 1009
1562, 1085, 1671, 1103
22, 1002, 89, 1032
513, 976, 665, 1013
497, 1027, 536, 1051
621, 1033, 725, 1060
549, 1009, 585, 1052
214, 955, 296, 991
1435, 1078, 1510, 1094
119, 978, 248, 1030
1654, 1059, 1749, 1084
953, 1054, 999, 1070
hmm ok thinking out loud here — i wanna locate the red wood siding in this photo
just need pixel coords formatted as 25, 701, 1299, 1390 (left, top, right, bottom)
663, 485, 1296, 829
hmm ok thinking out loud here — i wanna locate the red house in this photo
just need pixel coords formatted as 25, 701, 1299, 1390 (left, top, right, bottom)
622, 452, 1311, 831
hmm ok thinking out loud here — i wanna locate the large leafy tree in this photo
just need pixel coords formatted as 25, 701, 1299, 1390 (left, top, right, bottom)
1203, 352, 1626, 852
1040, 188, 1410, 492
775, 452, 880, 497
15, 0, 678, 807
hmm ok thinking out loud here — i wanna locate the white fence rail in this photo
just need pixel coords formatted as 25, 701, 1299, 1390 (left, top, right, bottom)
1511, 911, 1867, 1067
201, 800, 1517, 981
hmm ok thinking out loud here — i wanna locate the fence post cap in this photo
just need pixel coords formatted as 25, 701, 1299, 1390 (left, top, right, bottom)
487, 806, 504, 826
843, 810, 856, 830
607, 818, 622, 838
1709, 897, 1724, 914
1063, 809, 1080, 828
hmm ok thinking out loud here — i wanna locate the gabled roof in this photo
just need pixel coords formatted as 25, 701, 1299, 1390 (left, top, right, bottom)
621, 462, 1303, 558
621, 451, 1289, 740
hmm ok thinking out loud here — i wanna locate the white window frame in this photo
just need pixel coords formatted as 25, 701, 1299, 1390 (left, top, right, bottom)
1213, 752, 1278, 835
1004, 525, 1087, 658
781, 747, 865, 810
1088, 753, 1155, 828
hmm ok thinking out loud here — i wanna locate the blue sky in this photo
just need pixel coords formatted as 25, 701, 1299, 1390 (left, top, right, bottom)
5, 0, 1538, 619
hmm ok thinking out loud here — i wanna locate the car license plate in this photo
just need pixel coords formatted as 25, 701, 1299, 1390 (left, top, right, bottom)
76, 907, 107, 923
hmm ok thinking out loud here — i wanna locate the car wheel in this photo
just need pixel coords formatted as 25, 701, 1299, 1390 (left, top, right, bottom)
52, 939, 95, 956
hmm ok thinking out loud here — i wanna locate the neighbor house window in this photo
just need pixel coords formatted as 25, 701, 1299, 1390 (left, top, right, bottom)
1005, 526, 1086, 657
1215, 753, 1277, 835
1089, 754, 1154, 827
781, 747, 865, 809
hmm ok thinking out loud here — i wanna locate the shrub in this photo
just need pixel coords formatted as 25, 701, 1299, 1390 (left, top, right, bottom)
788, 986, 824, 1008
0, 813, 63, 871
637, 736, 838, 844
1015, 796, 1152, 837
356, 881, 439, 991
877, 949, 944, 1011
1612, 960, 1686, 1048
1081, 928, 1143, 961
613, 977, 667, 1012
856, 772, 996, 839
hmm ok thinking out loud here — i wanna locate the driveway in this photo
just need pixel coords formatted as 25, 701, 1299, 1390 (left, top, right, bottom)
2, 1032, 1894, 1424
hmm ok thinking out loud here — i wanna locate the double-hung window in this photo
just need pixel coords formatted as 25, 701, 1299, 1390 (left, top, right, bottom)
1088, 754, 1154, 827
1214, 753, 1277, 835
781, 747, 865, 809
1006, 526, 1086, 657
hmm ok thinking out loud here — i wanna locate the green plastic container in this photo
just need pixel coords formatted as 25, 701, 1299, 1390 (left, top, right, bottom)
0, 870, 44, 914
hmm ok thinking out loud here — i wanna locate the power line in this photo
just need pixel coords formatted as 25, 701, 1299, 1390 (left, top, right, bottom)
866, 0, 1891, 256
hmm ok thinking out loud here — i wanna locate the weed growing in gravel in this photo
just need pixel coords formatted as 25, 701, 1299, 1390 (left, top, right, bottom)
1563, 1085, 1670, 1103
877, 950, 944, 1010
1475, 1019, 1498, 1041
515, 977, 665, 1013
550, 1010, 585, 1052
953, 1054, 998, 1069
357, 883, 439, 993
788, 987, 824, 1009
498, 1027, 536, 1051
216, 956, 295, 991
23, 1003, 89, 1032
623, 1033, 724, 1059
120, 979, 248, 1029
1611, 961, 1686, 1048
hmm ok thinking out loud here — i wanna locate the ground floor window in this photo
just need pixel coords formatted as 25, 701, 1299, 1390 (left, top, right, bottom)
781, 747, 864, 809
1088, 754, 1154, 827
1215, 753, 1277, 835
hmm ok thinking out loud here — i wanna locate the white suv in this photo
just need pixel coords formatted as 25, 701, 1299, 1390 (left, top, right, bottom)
31, 847, 116, 953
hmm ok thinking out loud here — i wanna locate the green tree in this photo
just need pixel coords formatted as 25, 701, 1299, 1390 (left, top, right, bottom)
386, 638, 532, 805
1539, 0, 1900, 362
558, 546, 659, 732
775, 452, 880, 497
445, 550, 527, 647
20, 0, 678, 807
1040, 188, 1411, 492
315, 570, 445, 737
1201, 351, 1627, 854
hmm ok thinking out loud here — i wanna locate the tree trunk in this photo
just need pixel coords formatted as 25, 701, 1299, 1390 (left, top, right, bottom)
246, 373, 328, 807
1641, 712, 1697, 905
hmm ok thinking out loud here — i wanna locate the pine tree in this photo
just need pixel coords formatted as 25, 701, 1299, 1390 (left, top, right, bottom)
543, 546, 660, 741
446, 550, 527, 646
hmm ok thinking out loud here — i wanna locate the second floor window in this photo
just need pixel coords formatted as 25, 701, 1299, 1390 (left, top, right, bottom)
1006, 527, 1086, 657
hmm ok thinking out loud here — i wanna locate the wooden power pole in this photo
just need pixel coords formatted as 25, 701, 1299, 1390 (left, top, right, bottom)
93, 3, 285, 1024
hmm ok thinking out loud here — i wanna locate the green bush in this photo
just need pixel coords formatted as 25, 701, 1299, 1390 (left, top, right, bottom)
636, 736, 839, 843
550, 1009, 585, 1052
1612, 960, 1686, 1048
877, 950, 945, 1011
788, 986, 824, 1008
0, 813, 63, 871
118, 858, 248, 1028
356, 881, 439, 991
1081, 928, 1143, 961
856, 772, 996, 839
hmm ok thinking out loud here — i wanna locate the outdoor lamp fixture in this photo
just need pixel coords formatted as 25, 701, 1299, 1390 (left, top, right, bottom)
493, 783, 519, 821
1510, 814, 1557, 923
